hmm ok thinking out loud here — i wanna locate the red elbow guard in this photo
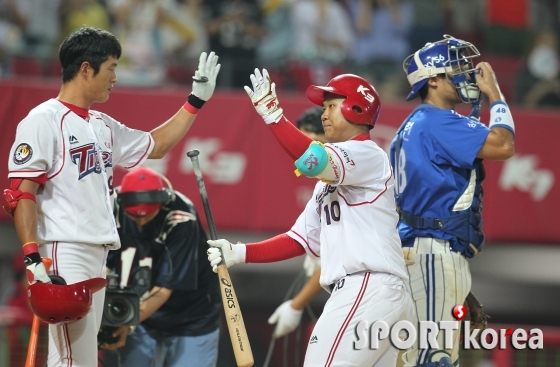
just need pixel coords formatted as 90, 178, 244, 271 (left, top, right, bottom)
3, 178, 38, 216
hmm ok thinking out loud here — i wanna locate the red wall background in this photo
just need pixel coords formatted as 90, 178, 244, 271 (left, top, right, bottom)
1, 79, 558, 243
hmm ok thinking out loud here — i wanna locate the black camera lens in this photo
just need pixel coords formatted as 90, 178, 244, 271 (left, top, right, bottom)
107, 297, 134, 324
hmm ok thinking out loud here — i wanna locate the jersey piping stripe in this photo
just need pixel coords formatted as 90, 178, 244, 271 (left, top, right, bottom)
126, 135, 153, 169
325, 146, 346, 184
63, 323, 73, 367
324, 272, 370, 367
337, 172, 390, 207
104, 123, 113, 147
288, 229, 319, 257
418, 254, 436, 364
52, 241, 59, 276
8, 169, 47, 174
49, 111, 71, 179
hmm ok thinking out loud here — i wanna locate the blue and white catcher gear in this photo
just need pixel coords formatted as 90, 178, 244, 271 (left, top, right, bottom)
403, 35, 481, 105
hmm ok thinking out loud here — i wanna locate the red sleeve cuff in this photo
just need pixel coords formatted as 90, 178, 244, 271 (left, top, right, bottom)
269, 118, 313, 161
245, 233, 306, 263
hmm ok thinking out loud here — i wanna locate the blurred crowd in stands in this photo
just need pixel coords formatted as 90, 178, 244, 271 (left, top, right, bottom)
0, 0, 558, 107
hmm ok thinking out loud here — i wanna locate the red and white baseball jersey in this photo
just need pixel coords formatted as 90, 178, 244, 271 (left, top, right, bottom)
8, 99, 153, 248
287, 139, 408, 288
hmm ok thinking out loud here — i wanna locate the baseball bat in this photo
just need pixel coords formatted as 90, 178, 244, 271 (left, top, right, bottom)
25, 258, 53, 367
187, 149, 254, 367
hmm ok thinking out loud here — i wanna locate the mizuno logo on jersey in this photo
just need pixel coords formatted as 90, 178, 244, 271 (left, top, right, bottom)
70, 143, 113, 180
69, 135, 79, 144
310, 335, 318, 344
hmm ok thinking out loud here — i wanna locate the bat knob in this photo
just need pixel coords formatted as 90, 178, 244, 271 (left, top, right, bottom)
187, 150, 200, 158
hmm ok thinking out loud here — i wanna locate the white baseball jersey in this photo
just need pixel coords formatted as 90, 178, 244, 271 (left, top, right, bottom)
287, 139, 408, 288
8, 99, 154, 248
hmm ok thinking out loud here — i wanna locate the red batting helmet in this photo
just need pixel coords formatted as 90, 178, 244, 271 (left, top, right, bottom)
119, 167, 168, 217
28, 277, 107, 325
306, 74, 381, 128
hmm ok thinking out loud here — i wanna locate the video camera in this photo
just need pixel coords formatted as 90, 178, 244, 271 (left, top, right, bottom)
97, 267, 150, 345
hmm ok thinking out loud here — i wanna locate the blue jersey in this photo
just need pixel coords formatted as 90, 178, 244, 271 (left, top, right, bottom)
107, 191, 220, 337
389, 104, 490, 256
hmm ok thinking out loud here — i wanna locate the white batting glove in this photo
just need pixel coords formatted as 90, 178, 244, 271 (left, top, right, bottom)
207, 239, 246, 273
244, 68, 284, 124
24, 253, 51, 284
303, 255, 321, 277
268, 300, 304, 338
191, 51, 221, 102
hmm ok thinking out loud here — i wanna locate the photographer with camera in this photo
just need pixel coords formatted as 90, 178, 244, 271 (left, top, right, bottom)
99, 167, 221, 367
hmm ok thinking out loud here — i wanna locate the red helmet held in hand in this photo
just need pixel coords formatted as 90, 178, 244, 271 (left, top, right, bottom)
28, 277, 107, 325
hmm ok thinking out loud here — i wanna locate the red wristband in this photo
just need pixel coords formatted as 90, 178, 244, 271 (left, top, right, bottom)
22, 242, 39, 255
182, 101, 199, 114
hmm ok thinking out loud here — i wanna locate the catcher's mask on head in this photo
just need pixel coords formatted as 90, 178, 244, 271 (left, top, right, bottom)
404, 34, 481, 104
306, 74, 381, 129
117, 167, 175, 217
28, 277, 107, 325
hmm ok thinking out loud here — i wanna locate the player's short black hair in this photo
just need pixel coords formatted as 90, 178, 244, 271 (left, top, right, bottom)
59, 27, 122, 83
419, 74, 446, 101
297, 107, 325, 135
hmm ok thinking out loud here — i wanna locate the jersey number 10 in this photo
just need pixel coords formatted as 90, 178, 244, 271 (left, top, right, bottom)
323, 201, 341, 225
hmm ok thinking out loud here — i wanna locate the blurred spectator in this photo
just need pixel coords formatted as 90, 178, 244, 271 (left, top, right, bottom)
408, 0, 448, 53
345, 0, 412, 101
256, 0, 293, 70
107, 0, 168, 86
515, 28, 560, 108
485, 0, 530, 56
161, 0, 209, 75
203, 0, 265, 89
447, 0, 485, 48
59, 0, 111, 41
13, 0, 62, 59
290, 0, 353, 65
0, 0, 26, 75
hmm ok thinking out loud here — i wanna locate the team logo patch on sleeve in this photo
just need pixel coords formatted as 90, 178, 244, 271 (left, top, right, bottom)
13, 143, 33, 165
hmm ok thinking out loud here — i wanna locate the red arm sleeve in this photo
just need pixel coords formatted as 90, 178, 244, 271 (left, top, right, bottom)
268, 117, 313, 161
245, 233, 306, 263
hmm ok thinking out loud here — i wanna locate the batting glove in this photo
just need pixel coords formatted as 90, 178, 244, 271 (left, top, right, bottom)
303, 255, 321, 277
207, 239, 246, 273
244, 68, 284, 124
24, 252, 51, 284
268, 300, 304, 338
191, 51, 221, 102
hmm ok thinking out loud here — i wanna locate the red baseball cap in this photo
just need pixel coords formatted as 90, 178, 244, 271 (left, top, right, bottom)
119, 167, 164, 217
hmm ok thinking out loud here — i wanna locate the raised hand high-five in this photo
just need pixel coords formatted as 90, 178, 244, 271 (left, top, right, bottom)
244, 68, 284, 124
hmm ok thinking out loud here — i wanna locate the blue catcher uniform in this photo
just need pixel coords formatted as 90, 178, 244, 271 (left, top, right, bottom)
389, 34, 515, 367
390, 104, 490, 367
106, 190, 221, 367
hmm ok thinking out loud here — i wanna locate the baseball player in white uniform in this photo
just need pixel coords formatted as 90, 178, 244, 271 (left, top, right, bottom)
4, 27, 220, 367
207, 70, 414, 367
